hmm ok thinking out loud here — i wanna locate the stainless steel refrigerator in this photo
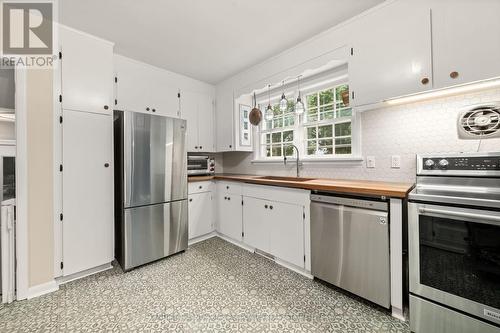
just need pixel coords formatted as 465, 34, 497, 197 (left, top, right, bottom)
114, 111, 188, 271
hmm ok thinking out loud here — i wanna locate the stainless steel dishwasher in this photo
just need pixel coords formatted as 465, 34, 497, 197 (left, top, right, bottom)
311, 194, 390, 308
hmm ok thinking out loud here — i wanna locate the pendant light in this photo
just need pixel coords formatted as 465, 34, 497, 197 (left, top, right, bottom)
265, 84, 274, 121
279, 80, 288, 112
295, 75, 305, 115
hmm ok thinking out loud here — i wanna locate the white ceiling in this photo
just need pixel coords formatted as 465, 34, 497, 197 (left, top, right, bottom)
60, 0, 384, 84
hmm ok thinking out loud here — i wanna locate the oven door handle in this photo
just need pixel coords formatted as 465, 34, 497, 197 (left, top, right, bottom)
419, 207, 500, 224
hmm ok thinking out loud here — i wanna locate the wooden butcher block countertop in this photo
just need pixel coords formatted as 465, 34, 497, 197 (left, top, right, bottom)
188, 174, 414, 198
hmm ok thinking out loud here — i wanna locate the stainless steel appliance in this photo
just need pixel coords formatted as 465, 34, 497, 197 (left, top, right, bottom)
187, 155, 215, 175
409, 152, 500, 333
311, 194, 391, 308
114, 111, 188, 271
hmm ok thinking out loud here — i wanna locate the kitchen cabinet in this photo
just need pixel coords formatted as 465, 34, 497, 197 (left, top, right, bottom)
62, 109, 114, 276
242, 197, 270, 252
114, 55, 180, 117
349, 1, 432, 106
60, 27, 114, 114
269, 202, 304, 267
180, 91, 215, 152
188, 191, 214, 240
216, 182, 243, 242
431, 0, 500, 88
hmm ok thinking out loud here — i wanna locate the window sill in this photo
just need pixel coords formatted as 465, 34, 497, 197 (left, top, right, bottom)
251, 156, 364, 165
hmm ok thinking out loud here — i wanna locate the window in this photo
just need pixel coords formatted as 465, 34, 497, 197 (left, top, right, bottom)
257, 82, 356, 161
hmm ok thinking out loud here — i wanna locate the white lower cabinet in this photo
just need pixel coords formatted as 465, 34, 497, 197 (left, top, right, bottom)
269, 202, 304, 268
242, 197, 269, 252
188, 191, 214, 240
217, 192, 243, 242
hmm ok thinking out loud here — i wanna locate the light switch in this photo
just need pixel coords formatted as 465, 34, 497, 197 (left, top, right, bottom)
366, 156, 376, 168
391, 155, 401, 169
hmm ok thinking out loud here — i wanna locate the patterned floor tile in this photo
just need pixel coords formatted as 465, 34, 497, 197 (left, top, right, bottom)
0, 237, 409, 332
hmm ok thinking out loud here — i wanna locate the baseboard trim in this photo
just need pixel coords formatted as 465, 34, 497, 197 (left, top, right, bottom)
188, 232, 217, 246
27, 280, 59, 299
215, 233, 255, 253
56, 263, 113, 285
391, 306, 406, 321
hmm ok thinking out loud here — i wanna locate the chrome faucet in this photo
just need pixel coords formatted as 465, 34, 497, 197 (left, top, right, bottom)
284, 144, 301, 178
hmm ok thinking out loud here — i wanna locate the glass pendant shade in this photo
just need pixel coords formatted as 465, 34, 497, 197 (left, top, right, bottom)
279, 93, 288, 112
265, 104, 274, 121
295, 97, 305, 115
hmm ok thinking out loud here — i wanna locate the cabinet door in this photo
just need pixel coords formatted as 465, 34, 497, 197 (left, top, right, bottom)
188, 192, 213, 239
61, 27, 113, 114
215, 87, 235, 152
197, 94, 215, 152
432, 0, 500, 88
149, 77, 180, 118
180, 91, 199, 152
62, 110, 113, 276
269, 202, 304, 268
114, 56, 151, 114
243, 197, 270, 253
217, 193, 242, 241
349, 2, 432, 106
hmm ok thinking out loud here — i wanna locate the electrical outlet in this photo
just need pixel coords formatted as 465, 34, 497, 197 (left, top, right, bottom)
391, 155, 401, 169
366, 156, 376, 168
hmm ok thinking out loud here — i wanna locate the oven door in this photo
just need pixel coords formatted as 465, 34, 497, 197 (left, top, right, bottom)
409, 202, 500, 325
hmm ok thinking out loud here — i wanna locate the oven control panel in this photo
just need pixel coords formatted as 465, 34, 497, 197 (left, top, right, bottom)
418, 153, 500, 176
423, 157, 500, 170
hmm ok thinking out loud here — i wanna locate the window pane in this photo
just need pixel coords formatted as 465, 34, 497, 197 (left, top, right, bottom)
335, 122, 351, 137
284, 115, 295, 127
307, 127, 317, 139
319, 104, 334, 121
265, 133, 271, 144
320, 147, 333, 155
273, 117, 283, 129
284, 144, 294, 157
273, 104, 281, 116
307, 94, 318, 109
335, 84, 349, 108
336, 107, 352, 118
335, 137, 352, 145
286, 100, 295, 113
266, 145, 271, 157
271, 132, 281, 143
271, 145, 282, 157
318, 139, 333, 147
307, 147, 316, 155
283, 130, 293, 142
318, 125, 333, 138
335, 146, 352, 155
265, 120, 272, 130
319, 89, 334, 105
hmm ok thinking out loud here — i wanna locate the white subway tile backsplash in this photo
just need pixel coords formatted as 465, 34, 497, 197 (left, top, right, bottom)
222, 88, 500, 183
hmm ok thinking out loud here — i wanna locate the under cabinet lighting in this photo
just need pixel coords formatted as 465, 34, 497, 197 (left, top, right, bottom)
386, 78, 500, 105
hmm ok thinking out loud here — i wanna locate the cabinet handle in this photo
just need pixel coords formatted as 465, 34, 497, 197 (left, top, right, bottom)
226, 186, 229, 190
199, 146, 203, 150
199, 185, 202, 189
152, 108, 156, 112
146, 107, 150, 111
228, 197, 231, 201
450, 71, 459, 79
104, 105, 109, 110
104, 163, 110, 168
270, 205, 273, 210
264, 205, 268, 209
195, 146, 199, 149
421, 77, 429, 85
229, 145, 232, 148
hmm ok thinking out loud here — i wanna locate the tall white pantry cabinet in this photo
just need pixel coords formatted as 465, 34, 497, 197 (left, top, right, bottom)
56, 27, 115, 278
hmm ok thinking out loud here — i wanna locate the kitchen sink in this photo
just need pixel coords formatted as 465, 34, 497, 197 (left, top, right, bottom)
257, 176, 316, 182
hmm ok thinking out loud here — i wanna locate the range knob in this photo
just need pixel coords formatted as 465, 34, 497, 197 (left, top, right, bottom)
438, 159, 449, 169
424, 159, 435, 169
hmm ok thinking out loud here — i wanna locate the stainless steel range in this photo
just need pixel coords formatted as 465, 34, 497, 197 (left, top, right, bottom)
408, 152, 500, 333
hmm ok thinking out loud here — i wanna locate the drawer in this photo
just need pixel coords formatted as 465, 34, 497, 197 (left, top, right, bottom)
217, 181, 243, 195
242, 183, 310, 206
188, 181, 213, 194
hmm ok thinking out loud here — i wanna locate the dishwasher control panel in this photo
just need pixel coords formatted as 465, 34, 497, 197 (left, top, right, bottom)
311, 194, 388, 212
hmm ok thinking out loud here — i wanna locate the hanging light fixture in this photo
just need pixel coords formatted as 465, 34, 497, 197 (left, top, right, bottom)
279, 80, 288, 112
265, 84, 274, 121
295, 75, 305, 115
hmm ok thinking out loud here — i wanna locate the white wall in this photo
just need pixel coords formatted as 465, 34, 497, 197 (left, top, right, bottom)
222, 87, 500, 183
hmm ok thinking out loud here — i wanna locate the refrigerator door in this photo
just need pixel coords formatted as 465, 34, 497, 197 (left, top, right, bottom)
121, 200, 188, 271
123, 111, 187, 208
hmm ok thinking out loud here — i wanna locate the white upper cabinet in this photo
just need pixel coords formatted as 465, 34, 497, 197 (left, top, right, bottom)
60, 27, 114, 114
349, 2, 432, 106
215, 85, 235, 152
431, 0, 500, 88
180, 91, 215, 152
114, 56, 180, 117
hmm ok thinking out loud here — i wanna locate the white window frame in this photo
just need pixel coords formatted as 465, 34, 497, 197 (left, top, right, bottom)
253, 78, 361, 163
